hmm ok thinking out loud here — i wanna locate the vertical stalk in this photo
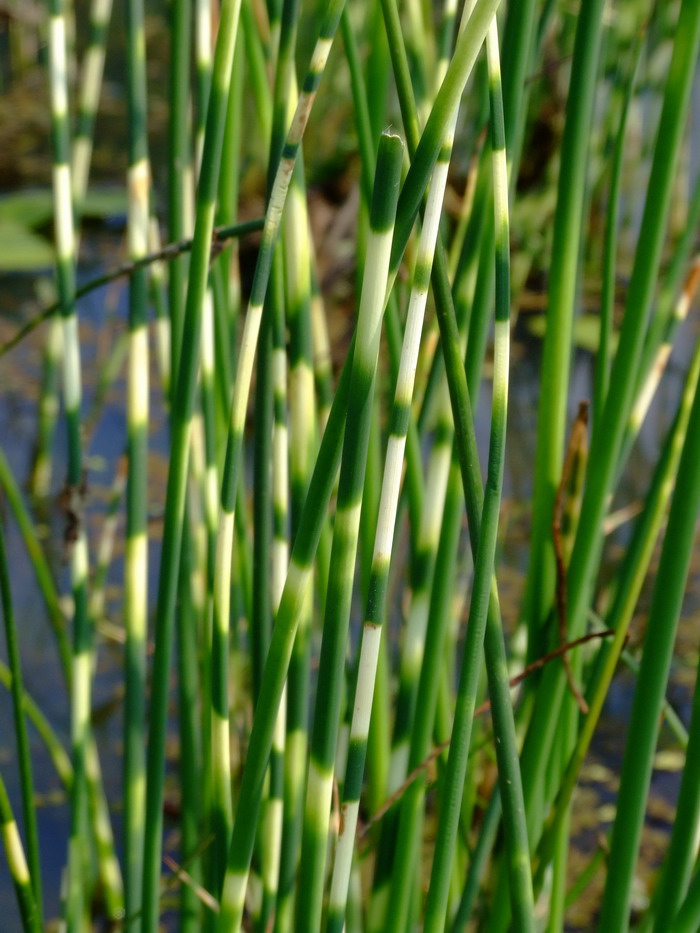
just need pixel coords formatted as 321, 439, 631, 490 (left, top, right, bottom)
521, 0, 606, 661
593, 39, 641, 427
124, 0, 150, 925
260, 286, 290, 930
215, 337, 354, 933
517, 1, 700, 883
167, 0, 192, 391
0, 514, 42, 917
598, 354, 700, 931
423, 20, 533, 932
34, 0, 113, 498
0, 775, 41, 933
140, 0, 243, 926
295, 129, 403, 933
276, 168, 317, 933
212, 6, 351, 925
71, 0, 113, 209
48, 1, 91, 925
327, 1, 467, 915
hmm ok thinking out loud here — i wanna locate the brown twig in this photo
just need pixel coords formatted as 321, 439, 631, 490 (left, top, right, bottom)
0, 216, 265, 359
360, 627, 613, 838
553, 400, 590, 714
162, 853, 220, 913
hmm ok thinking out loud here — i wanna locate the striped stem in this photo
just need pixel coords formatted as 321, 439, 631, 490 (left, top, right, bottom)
176, 521, 204, 933
48, 1, 92, 925
167, 0, 192, 388
195, 0, 213, 168
367, 396, 454, 932
295, 130, 403, 933
0, 449, 71, 680
33, 0, 113, 498
263, 10, 314, 922
0, 513, 41, 916
0, 660, 72, 790
31, 315, 62, 498
593, 38, 641, 427
85, 737, 124, 921
388, 0, 503, 278
203, 280, 232, 895
516, 1, 700, 887
380, 454, 463, 933
140, 0, 243, 926
147, 220, 171, 396
275, 173, 318, 933
379, 3, 533, 929
424, 19, 534, 932
327, 53, 460, 932
123, 0, 150, 925
71, 0, 113, 208
210, 9, 349, 925
0, 774, 41, 933
0, 454, 123, 919
521, 0, 606, 662
598, 339, 700, 930
260, 286, 290, 929
625, 259, 700, 449
215, 334, 354, 933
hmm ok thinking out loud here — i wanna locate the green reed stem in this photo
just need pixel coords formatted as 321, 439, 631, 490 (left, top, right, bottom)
327, 75, 451, 932
123, 0, 150, 925
0, 514, 41, 916
276, 177, 317, 933
71, 0, 113, 209
140, 0, 243, 925
671, 867, 700, 933
0, 774, 41, 933
211, 7, 350, 926
0, 450, 71, 680
380, 1, 534, 926
381, 451, 461, 933
296, 129, 403, 933
215, 333, 353, 933
195, 0, 213, 165
389, 0, 502, 276
0, 660, 72, 790
424, 20, 534, 932
650, 613, 700, 927
167, 0, 192, 389
598, 344, 700, 930
261, 279, 289, 931
48, 0, 92, 924
272, 11, 318, 928
638, 173, 700, 390
517, 3, 700, 893
593, 37, 641, 428
177, 520, 204, 933
522, 0, 605, 661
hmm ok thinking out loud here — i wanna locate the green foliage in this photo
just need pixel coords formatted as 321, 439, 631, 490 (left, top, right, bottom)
0, 0, 699, 931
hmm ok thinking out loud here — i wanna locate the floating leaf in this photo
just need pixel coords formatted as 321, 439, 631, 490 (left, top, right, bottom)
0, 220, 54, 270
0, 187, 127, 230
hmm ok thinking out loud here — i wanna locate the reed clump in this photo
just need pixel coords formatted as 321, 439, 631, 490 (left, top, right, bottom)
1, 0, 699, 931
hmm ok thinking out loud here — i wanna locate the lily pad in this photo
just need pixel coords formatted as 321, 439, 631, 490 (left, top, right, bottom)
0, 187, 127, 229
0, 219, 55, 270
